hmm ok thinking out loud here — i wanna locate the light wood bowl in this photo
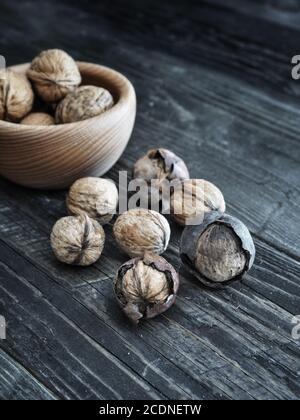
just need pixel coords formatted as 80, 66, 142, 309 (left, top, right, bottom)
0, 62, 136, 189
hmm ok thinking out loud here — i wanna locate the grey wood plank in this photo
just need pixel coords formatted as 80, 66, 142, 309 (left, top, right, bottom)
0, 259, 167, 400
0, 348, 57, 400
0, 220, 223, 399
0, 0, 299, 401
0, 179, 299, 399
0, 0, 299, 102
209, 0, 300, 31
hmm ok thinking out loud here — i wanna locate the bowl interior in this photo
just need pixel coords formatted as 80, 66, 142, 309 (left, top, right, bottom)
0, 61, 136, 189
0, 61, 132, 128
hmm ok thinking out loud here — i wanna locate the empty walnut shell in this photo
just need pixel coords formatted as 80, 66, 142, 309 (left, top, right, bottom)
21, 112, 55, 126
113, 208, 170, 258
67, 177, 118, 225
27, 49, 81, 103
114, 253, 179, 324
180, 212, 255, 287
171, 179, 226, 226
50, 214, 105, 266
0, 69, 34, 122
133, 148, 189, 201
55, 85, 114, 123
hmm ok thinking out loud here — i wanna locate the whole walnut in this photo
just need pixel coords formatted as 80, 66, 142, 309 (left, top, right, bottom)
114, 253, 179, 324
50, 214, 105, 266
133, 148, 189, 202
27, 49, 81, 103
21, 112, 55, 126
55, 86, 114, 124
67, 177, 118, 225
113, 208, 170, 258
0, 69, 34, 122
170, 179, 225, 226
180, 212, 255, 287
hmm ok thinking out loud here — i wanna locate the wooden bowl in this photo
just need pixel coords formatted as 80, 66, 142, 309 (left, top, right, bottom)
0, 62, 136, 189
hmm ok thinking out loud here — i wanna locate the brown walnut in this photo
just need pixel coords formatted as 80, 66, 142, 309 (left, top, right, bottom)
0, 69, 34, 122
21, 112, 55, 126
133, 148, 189, 201
67, 177, 118, 225
180, 212, 256, 287
113, 208, 170, 258
50, 214, 105, 266
55, 85, 114, 123
171, 179, 225, 225
114, 253, 179, 323
27, 49, 81, 103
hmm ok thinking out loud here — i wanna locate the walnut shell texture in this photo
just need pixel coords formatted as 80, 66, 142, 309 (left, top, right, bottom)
27, 49, 81, 103
180, 212, 256, 287
133, 148, 189, 187
113, 208, 170, 258
114, 253, 179, 323
195, 224, 247, 282
55, 85, 114, 123
171, 179, 226, 225
67, 177, 118, 225
50, 214, 105, 266
21, 112, 55, 126
0, 69, 34, 122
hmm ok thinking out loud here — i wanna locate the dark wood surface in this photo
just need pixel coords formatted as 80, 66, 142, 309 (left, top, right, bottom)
0, 0, 299, 400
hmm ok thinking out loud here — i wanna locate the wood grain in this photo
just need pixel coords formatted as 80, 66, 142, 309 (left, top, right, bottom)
0, 62, 136, 189
0, 0, 299, 400
0, 349, 57, 400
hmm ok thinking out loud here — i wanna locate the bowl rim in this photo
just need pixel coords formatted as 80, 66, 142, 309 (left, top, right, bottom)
0, 61, 135, 130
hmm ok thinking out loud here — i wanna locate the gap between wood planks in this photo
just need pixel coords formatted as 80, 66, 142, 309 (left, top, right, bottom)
0, 347, 58, 400
0, 220, 298, 400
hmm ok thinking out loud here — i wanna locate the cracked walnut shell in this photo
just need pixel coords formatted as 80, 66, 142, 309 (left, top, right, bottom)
114, 253, 179, 324
27, 49, 81, 103
0, 69, 34, 122
133, 148, 189, 200
50, 214, 105, 266
55, 85, 114, 123
180, 212, 255, 287
113, 208, 170, 258
67, 177, 118, 225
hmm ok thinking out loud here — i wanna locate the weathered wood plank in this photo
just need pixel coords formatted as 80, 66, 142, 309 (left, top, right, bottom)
0, 231, 223, 399
0, 178, 299, 399
0, 349, 57, 400
0, 0, 299, 401
209, 0, 300, 30
0, 259, 168, 400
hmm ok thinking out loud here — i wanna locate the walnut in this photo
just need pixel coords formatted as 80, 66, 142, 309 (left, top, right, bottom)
55, 85, 114, 123
114, 253, 179, 324
180, 212, 256, 287
27, 49, 81, 103
0, 69, 34, 122
67, 177, 118, 225
50, 214, 105, 266
170, 179, 225, 225
133, 148, 189, 202
113, 208, 170, 258
21, 112, 55, 126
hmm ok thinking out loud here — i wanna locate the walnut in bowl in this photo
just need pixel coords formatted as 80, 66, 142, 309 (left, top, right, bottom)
27, 49, 81, 103
56, 86, 114, 124
0, 62, 136, 189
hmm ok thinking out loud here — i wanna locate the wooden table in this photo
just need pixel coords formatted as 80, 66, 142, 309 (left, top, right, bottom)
0, 0, 299, 400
